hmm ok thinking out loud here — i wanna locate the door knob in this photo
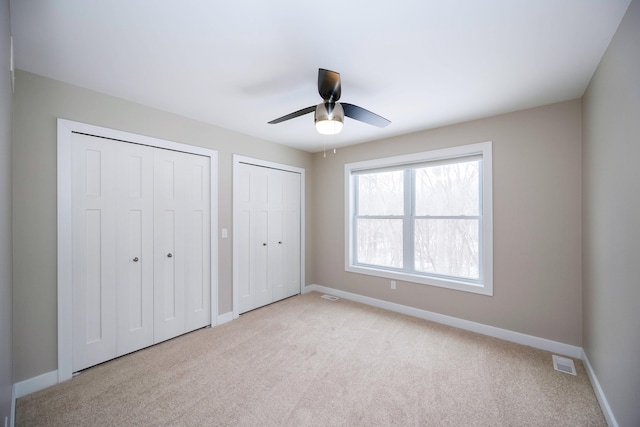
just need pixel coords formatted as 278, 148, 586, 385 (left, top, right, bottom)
262, 243, 267, 246
167, 253, 173, 258
133, 257, 139, 262
278, 241, 282, 244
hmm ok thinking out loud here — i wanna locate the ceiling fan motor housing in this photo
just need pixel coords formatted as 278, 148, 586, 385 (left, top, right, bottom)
315, 102, 344, 135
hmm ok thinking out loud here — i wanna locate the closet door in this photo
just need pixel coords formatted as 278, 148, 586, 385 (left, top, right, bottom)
115, 142, 155, 356
64, 121, 217, 376
73, 136, 156, 370
73, 134, 212, 370
281, 170, 301, 299
183, 153, 211, 332
271, 169, 301, 302
72, 133, 118, 372
236, 163, 271, 313
236, 163, 301, 314
154, 149, 211, 342
267, 172, 284, 302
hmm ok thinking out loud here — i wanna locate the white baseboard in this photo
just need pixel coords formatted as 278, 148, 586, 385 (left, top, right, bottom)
307, 284, 582, 359
12, 369, 59, 425
582, 350, 618, 427
217, 311, 233, 325
301, 285, 314, 294
10, 383, 15, 427
13, 370, 58, 399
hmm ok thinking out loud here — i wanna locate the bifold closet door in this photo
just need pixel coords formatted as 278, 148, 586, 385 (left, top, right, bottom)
271, 169, 301, 302
115, 142, 155, 356
72, 132, 211, 372
236, 164, 271, 313
71, 133, 119, 371
236, 163, 301, 314
72, 135, 155, 371
153, 149, 211, 343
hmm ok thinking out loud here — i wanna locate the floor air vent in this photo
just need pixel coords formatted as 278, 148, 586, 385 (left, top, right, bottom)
552, 355, 577, 375
321, 294, 340, 301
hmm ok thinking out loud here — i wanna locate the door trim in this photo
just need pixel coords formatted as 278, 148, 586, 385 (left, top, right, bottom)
232, 155, 305, 318
57, 119, 219, 382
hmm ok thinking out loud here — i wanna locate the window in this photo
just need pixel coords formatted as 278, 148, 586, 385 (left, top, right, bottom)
345, 142, 493, 295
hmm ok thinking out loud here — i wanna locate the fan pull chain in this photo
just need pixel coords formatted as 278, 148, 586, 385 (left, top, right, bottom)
322, 126, 336, 159
332, 128, 337, 155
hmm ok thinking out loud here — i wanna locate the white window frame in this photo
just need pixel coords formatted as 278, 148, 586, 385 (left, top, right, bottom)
344, 141, 493, 296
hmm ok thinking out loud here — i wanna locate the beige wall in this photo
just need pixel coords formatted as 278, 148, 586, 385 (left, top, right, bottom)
582, 1, 640, 426
0, 0, 13, 421
312, 100, 583, 346
11, 70, 315, 382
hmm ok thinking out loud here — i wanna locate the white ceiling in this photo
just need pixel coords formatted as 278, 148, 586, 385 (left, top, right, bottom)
10, 0, 631, 153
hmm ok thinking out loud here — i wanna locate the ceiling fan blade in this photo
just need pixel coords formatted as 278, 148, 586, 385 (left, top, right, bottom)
341, 103, 391, 128
318, 69, 341, 102
268, 106, 316, 124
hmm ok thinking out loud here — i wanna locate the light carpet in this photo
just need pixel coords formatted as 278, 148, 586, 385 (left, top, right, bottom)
16, 292, 605, 426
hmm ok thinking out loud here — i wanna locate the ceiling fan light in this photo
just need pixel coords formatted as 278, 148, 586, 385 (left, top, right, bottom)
315, 119, 343, 135
315, 103, 344, 135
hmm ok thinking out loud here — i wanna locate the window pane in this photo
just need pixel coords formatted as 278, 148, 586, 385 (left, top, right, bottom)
414, 219, 479, 279
415, 159, 479, 216
357, 171, 404, 215
357, 219, 403, 268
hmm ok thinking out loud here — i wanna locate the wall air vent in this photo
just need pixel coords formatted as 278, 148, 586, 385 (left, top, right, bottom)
552, 355, 577, 375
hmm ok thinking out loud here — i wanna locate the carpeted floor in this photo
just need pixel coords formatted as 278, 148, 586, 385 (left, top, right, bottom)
16, 292, 606, 426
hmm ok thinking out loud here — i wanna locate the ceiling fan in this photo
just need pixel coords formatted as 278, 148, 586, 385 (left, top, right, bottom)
268, 68, 391, 135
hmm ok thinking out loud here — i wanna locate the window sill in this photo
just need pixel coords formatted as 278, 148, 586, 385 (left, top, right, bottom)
345, 264, 493, 296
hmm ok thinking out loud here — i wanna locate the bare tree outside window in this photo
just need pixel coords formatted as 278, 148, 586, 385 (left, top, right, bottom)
356, 171, 403, 267
414, 160, 480, 279
354, 158, 480, 280
346, 141, 492, 295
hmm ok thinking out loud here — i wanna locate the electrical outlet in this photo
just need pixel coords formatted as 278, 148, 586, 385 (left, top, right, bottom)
390, 280, 396, 290
5, 415, 8, 427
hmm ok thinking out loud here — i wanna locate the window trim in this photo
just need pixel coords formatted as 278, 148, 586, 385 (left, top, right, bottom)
344, 141, 493, 296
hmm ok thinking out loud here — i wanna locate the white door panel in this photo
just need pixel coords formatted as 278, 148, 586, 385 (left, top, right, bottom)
269, 172, 284, 301
252, 209, 270, 308
72, 133, 118, 372
236, 209, 251, 308
283, 171, 301, 298
154, 151, 186, 342
72, 132, 212, 370
183, 155, 211, 331
154, 149, 211, 341
273, 168, 301, 301
270, 209, 285, 301
236, 164, 262, 313
115, 142, 154, 356
235, 163, 301, 314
